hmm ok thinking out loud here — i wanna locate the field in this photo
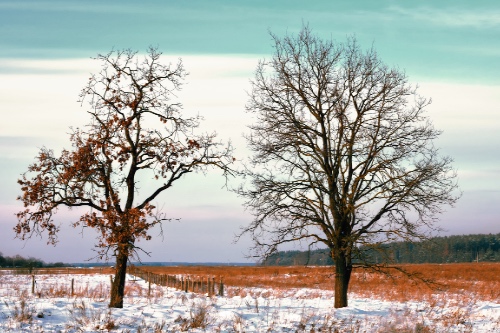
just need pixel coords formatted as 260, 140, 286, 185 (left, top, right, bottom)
0, 263, 499, 332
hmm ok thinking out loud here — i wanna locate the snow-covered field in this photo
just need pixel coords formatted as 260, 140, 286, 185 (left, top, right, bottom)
0, 272, 499, 332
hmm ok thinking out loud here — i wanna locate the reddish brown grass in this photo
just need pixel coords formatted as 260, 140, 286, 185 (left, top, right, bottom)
137, 263, 500, 302
0, 267, 114, 275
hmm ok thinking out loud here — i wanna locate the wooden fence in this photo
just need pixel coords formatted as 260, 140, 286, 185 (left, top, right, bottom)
128, 266, 224, 296
0, 266, 225, 297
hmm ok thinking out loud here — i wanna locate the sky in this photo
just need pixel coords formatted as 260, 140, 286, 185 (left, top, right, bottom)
0, 0, 499, 264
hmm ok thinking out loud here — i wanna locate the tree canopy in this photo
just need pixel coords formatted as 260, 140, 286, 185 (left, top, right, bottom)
238, 26, 459, 308
16, 47, 234, 307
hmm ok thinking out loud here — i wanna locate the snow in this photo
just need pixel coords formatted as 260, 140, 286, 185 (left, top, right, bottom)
0, 272, 499, 332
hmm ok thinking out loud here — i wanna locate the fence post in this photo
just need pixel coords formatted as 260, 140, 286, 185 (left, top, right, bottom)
219, 276, 224, 297
31, 274, 35, 294
71, 278, 74, 296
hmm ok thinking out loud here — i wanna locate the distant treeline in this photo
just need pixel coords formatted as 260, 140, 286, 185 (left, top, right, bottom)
262, 233, 500, 266
0, 253, 67, 268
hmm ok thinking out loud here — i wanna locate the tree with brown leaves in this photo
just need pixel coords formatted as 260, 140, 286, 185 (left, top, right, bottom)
16, 47, 234, 308
237, 27, 460, 308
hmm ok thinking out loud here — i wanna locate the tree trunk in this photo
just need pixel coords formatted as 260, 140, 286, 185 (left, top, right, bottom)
334, 252, 352, 308
109, 250, 129, 308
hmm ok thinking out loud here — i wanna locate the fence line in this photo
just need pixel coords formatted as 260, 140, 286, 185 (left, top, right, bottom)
1, 266, 225, 297
128, 266, 224, 296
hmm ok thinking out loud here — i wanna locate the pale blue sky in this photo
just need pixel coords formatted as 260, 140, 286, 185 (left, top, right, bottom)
1, 1, 499, 263
1, 0, 498, 84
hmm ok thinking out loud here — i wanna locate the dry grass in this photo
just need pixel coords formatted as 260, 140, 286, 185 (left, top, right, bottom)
66, 300, 116, 332
174, 300, 214, 331
2, 291, 34, 323
0, 267, 114, 276
1, 264, 498, 332
139, 263, 500, 303
349, 263, 500, 303
142, 265, 333, 289
4, 263, 499, 303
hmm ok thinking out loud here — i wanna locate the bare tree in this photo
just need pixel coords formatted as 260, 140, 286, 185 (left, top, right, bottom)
16, 47, 234, 308
237, 27, 459, 308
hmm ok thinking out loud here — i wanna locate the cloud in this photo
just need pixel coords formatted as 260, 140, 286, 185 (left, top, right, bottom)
0, 54, 257, 262
2, 53, 499, 262
0, 0, 145, 15
388, 6, 500, 28
0, 59, 93, 75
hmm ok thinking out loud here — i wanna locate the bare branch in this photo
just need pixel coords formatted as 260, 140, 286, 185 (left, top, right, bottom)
16, 47, 235, 308
237, 25, 459, 308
